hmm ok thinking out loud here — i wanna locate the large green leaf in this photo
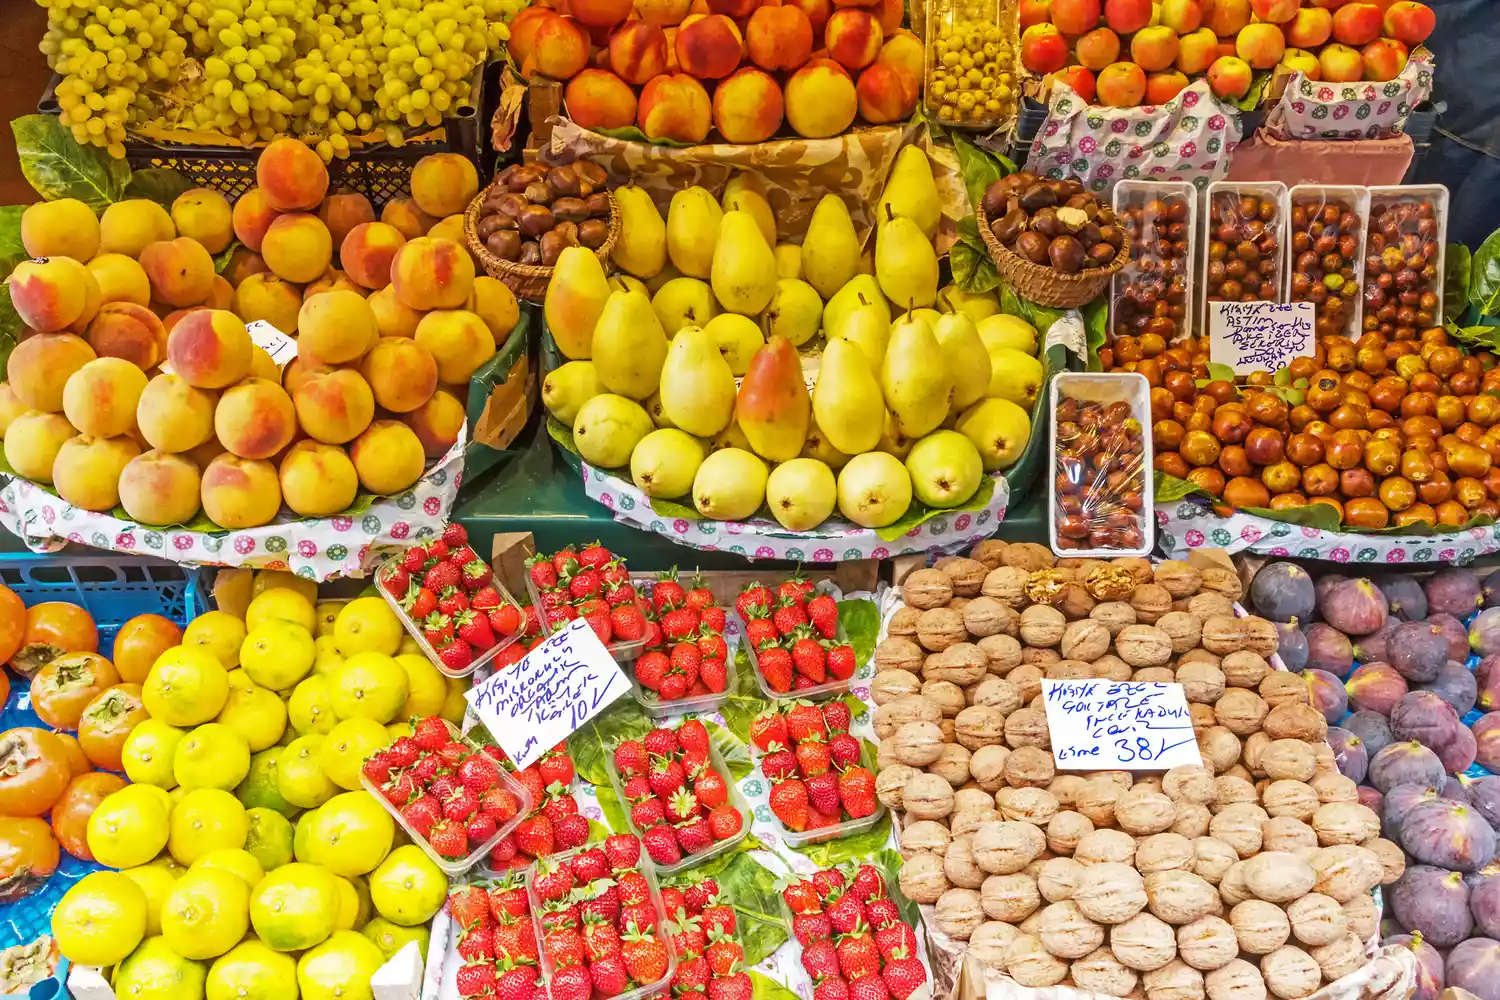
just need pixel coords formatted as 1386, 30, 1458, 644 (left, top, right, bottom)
0, 286, 21, 375
750, 970, 800, 1000
1082, 296, 1108, 370
11, 115, 129, 212
0, 206, 26, 282
836, 599, 879, 669
1446, 243, 1473, 324
707, 720, 752, 781
790, 813, 892, 867
952, 134, 1012, 213
1472, 228, 1500, 317
874, 475, 996, 541
591, 125, 699, 148
594, 778, 628, 832
668, 852, 790, 966
215, 241, 243, 275
721, 645, 772, 740
650, 496, 702, 521
123, 167, 194, 208
871, 848, 919, 926
569, 698, 653, 787
1154, 472, 1214, 504
949, 235, 999, 295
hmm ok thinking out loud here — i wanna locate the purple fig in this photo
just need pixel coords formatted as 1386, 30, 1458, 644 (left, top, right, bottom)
1383, 933, 1445, 1000
1369, 740, 1448, 793
1346, 709, 1394, 756
1391, 865, 1474, 947
1305, 622, 1355, 678
1320, 577, 1389, 636
1274, 622, 1309, 673
1352, 616, 1400, 665
1315, 572, 1350, 608
1429, 613, 1472, 661
1359, 785, 1384, 814
1388, 621, 1450, 684
1326, 726, 1368, 783
1380, 573, 1429, 621
1449, 938, 1500, 1000
1390, 689, 1463, 750
1346, 662, 1408, 716
1476, 712, 1500, 773
1428, 569, 1485, 618
1249, 562, 1317, 623
1422, 662, 1479, 717
1468, 776, 1500, 830
1306, 668, 1349, 724
1385, 782, 1444, 837
1483, 568, 1500, 608
1401, 799, 1497, 872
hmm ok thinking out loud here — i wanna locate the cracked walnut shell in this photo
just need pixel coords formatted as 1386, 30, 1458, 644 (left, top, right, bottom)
1086, 564, 1138, 601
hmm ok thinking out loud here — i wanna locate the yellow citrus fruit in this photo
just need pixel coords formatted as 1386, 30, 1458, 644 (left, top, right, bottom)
52, 870, 149, 966
250, 862, 341, 952
368, 844, 446, 926
347, 874, 373, 928
206, 938, 299, 1000
314, 601, 344, 638
288, 675, 338, 735
362, 916, 430, 960
306, 791, 395, 877
168, 788, 248, 866
174, 722, 251, 791
182, 610, 248, 668
149, 854, 188, 878
398, 635, 420, 656
114, 935, 209, 1000
332, 876, 360, 930
121, 864, 177, 936
279, 734, 336, 809
332, 597, 403, 657
144, 646, 231, 726
123, 718, 187, 789
245, 807, 296, 872
440, 675, 468, 724
225, 667, 255, 693
313, 634, 345, 676
161, 867, 250, 960
396, 653, 446, 719
297, 930, 385, 1000
238, 748, 297, 817
88, 785, 170, 868
320, 718, 390, 791
252, 569, 318, 606
329, 652, 408, 723
192, 847, 265, 886
240, 619, 317, 692
246, 589, 317, 633
386, 721, 412, 743
294, 807, 319, 863
216, 680, 288, 753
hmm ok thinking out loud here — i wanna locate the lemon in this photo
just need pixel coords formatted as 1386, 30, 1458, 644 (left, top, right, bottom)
306, 791, 395, 877
89, 785, 170, 868
149, 854, 188, 879
52, 871, 148, 966
250, 862, 341, 952
240, 619, 317, 692
168, 788, 248, 866
144, 646, 231, 726
363, 916, 430, 960
288, 675, 338, 735
297, 930, 385, 1000
252, 569, 319, 606
314, 601, 345, 638
347, 874, 373, 928
398, 635, 421, 657
161, 867, 250, 960
246, 589, 317, 633
329, 652, 409, 723
123, 718, 187, 789
192, 848, 265, 886
279, 735, 336, 809
313, 634, 345, 676
238, 748, 298, 817
245, 807, 296, 871
294, 807, 320, 863
332, 876, 360, 930
217, 679, 289, 753
333, 597, 403, 657
320, 718, 389, 791
225, 667, 255, 693
183, 611, 248, 668
207, 938, 299, 1000
386, 721, 412, 743
114, 936, 208, 1000
174, 722, 251, 791
121, 864, 177, 936
440, 675, 468, 724
396, 653, 447, 719
368, 845, 446, 926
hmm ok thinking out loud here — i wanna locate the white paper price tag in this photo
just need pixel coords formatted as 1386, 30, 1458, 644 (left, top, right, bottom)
1041, 679, 1200, 771
1208, 301, 1315, 376
464, 618, 631, 771
246, 319, 299, 368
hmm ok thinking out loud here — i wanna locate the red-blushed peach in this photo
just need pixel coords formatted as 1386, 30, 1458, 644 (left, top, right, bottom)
1131, 26, 1180, 70
469, 277, 521, 343
312, 190, 374, 250
1236, 22, 1285, 68
1050, 65, 1097, 102
1384, 1, 1434, 44
877, 30, 923, 85
161, 308, 206, 334
406, 391, 467, 459
1076, 26, 1121, 69
0, 386, 26, 438
298, 291, 379, 365
85, 302, 167, 369
1159, 0, 1201, 33
233, 274, 302, 334
3, 411, 76, 484
1050, 0, 1100, 34
167, 191, 232, 258
166, 310, 254, 389
200, 453, 282, 529
19, 198, 99, 261
855, 63, 915, 123
638, 73, 714, 142
532, 15, 592, 79
288, 369, 373, 448
360, 338, 438, 413
1250, 0, 1298, 21
1319, 42, 1364, 81
231, 188, 280, 253
1021, 23, 1070, 73
784, 58, 858, 138
676, 14, 744, 78
52, 434, 140, 512
247, 345, 279, 384
1096, 61, 1147, 105
222, 248, 269, 289
1020, 0, 1052, 27
279, 440, 359, 517
425, 217, 479, 271
610, 21, 670, 82
256, 138, 330, 212
747, 5, 814, 70
203, 276, 234, 311
572, 0, 632, 29
1207, 53, 1254, 96
410, 153, 481, 219
390, 237, 476, 312
1286, 7, 1333, 47
785, 0, 831, 37
414, 310, 498, 384
62, 357, 148, 438
303, 269, 364, 302
260, 214, 334, 285
1362, 37, 1409, 80
638, 0, 693, 25
213, 378, 296, 460
565, 69, 640, 130
379, 196, 438, 242
349, 419, 427, 494
1104, 0, 1152, 33
712, 66, 786, 142
340, 221, 406, 291
138, 238, 216, 309
1281, 47, 1322, 79
10, 258, 96, 334
1332, 2, 1382, 44
824, 9, 881, 70
664, 27, 682, 70
1205, 0, 1250, 36
707, 0, 757, 18
281, 357, 338, 398
871, 0, 903, 35
99, 200, 176, 259
86, 254, 151, 308
1146, 69, 1190, 103
369, 285, 423, 339
1177, 27, 1220, 72
117, 450, 202, 525
7, 334, 97, 413
508, 6, 558, 64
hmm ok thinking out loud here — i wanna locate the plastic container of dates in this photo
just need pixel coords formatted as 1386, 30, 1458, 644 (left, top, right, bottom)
1366, 185, 1449, 331
1201, 181, 1289, 324
1110, 180, 1200, 346
922, 0, 1018, 131
1284, 185, 1370, 340
1049, 372, 1154, 559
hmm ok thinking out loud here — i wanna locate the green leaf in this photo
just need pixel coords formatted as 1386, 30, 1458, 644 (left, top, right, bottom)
568, 698, 653, 788
594, 779, 628, 832
952, 134, 1011, 214
11, 114, 129, 212
0, 286, 22, 374
1237, 70, 1274, 111
836, 599, 880, 669
546, 415, 581, 456
871, 848, 920, 926
790, 813, 892, 867
1448, 323, 1500, 352
668, 852, 789, 966
1446, 243, 1473, 325
949, 238, 999, 295
1081, 296, 1108, 369
0, 206, 26, 282
749, 970, 800, 1000
650, 496, 701, 520
841, 693, 869, 722
591, 124, 699, 148
721, 646, 772, 741
1154, 472, 1214, 505
214, 241, 243, 275
1473, 228, 1500, 317
706, 720, 752, 781
588, 818, 613, 841
1238, 502, 1342, 531
123, 167, 194, 208
875, 475, 995, 541
1205, 363, 1236, 383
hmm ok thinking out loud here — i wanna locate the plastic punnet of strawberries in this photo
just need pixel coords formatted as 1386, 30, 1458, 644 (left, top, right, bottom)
663, 875, 751, 1000
612, 718, 745, 868
448, 872, 541, 998
525, 543, 656, 652
379, 524, 527, 675
532, 833, 676, 999
750, 701, 878, 835
632, 571, 732, 703
735, 579, 855, 695
487, 740, 587, 870
782, 864, 928, 1000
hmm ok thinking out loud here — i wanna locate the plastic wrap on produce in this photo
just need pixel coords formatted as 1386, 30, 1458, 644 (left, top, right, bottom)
1264, 50, 1434, 142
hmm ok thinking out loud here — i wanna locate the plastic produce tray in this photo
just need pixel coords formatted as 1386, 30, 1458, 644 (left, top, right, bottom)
375, 549, 527, 678
742, 581, 853, 702
749, 733, 886, 847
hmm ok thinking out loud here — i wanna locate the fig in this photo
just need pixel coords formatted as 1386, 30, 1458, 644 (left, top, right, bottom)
1382, 933, 1445, 1000
1422, 662, 1478, 717
1385, 783, 1443, 838
1249, 562, 1316, 623
1315, 573, 1349, 608
1346, 662, 1407, 716
1474, 609, 1500, 658
1391, 864, 1474, 947
1484, 568, 1500, 608
1427, 569, 1485, 618
1320, 578, 1389, 636
1469, 776, 1500, 831
1326, 727, 1368, 784
1345, 710, 1393, 756
1447, 776, 1474, 802
1447, 937, 1500, 1000
1274, 622, 1309, 673
1380, 574, 1429, 622
1368, 740, 1447, 793
1400, 799, 1496, 872
1388, 622, 1449, 684
1352, 616, 1400, 665
1429, 613, 1472, 661
1306, 669, 1349, 725
1358, 785, 1384, 814
1475, 713, 1500, 772
1472, 871, 1500, 940
1390, 690, 1463, 749
1305, 623, 1354, 678
1437, 725, 1479, 774
1479, 656, 1500, 713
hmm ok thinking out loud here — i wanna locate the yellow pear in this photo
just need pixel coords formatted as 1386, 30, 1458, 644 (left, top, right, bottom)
703, 314, 765, 376
877, 146, 941, 241
881, 312, 952, 438
875, 211, 938, 310
762, 279, 822, 348
987, 348, 1044, 408
541, 361, 603, 427
801, 194, 859, 300
666, 187, 722, 278
711, 211, 778, 316
978, 314, 1039, 356
592, 289, 669, 400
611, 186, 666, 278
957, 398, 1031, 472
692, 448, 768, 521
774, 244, 802, 280
722, 174, 776, 248
631, 428, 704, 498
659, 325, 736, 437
544, 246, 610, 359
933, 313, 992, 411
824, 275, 889, 339
652, 277, 718, 337
813, 337, 885, 456
835, 305, 890, 373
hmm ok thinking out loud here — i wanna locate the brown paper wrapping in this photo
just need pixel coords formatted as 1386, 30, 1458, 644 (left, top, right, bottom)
1225, 133, 1415, 187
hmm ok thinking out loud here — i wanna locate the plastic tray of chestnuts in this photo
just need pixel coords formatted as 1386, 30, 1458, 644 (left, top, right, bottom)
1365, 184, 1448, 334
474, 161, 613, 268
1286, 185, 1370, 341
981, 172, 1126, 275
1202, 181, 1288, 314
1109, 180, 1199, 363
1049, 372, 1154, 558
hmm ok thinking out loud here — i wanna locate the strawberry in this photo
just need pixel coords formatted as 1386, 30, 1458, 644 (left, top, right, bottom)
708, 804, 742, 840
684, 575, 715, 610
826, 892, 866, 935
578, 542, 614, 569
600, 559, 629, 587
497, 967, 539, 1000
455, 610, 497, 651
535, 859, 576, 903
666, 787, 700, 823
782, 880, 821, 915
581, 606, 613, 645
790, 631, 826, 683
693, 770, 728, 810
426, 539, 450, 563
756, 646, 794, 693
427, 819, 468, 858
670, 642, 701, 687
450, 885, 494, 932
815, 979, 851, 1000
550, 964, 593, 1000
488, 832, 518, 867
735, 584, 773, 621
414, 717, 450, 751
522, 604, 544, 637
610, 603, 646, 641
569, 568, 602, 600
438, 640, 473, 673
457, 755, 499, 794
579, 885, 620, 925
462, 559, 493, 591
851, 865, 886, 903
539, 752, 575, 788
443, 523, 469, 547
771, 597, 808, 636
527, 553, 559, 591
837, 929, 882, 981
466, 811, 497, 842
802, 940, 842, 981
826, 644, 857, 681
402, 546, 428, 573
838, 766, 877, 818
673, 954, 710, 993
661, 607, 700, 641
555, 813, 590, 849
881, 951, 926, 1000
709, 973, 753, 1000
701, 903, 734, 936
649, 757, 686, 799
513, 813, 554, 857
551, 547, 580, 576
874, 922, 916, 957
828, 732, 862, 771
592, 955, 630, 997
456, 963, 498, 997
382, 564, 410, 598
570, 846, 609, 882
623, 775, 652, 803
424, 560, 461, 592
496, 912, 539, 959
749, 711, 788, 751
760, 749, 798, 782
780, 577, 814, 605
660, 672, 689, 701
705, 932, 743, 977
444, 786, 480, 822
745, 618, 780, 651
621, 925, 670, 984
643, 824, 682, 865
617, 870, 651, 905
653, 571, 687, 612
489, 602, 523, 636
697, 633, 727, 661
605, 833, 642, 870
822, 700, 853, 734
488, 881, 529, 920
791, 911, 831, 945
785, 703, 828, 743
544, 925, 586, 968
769, 778, 809, 831
806, 771, 840, 815
635, 651, 670, 692
644, 726, 679, 758
680, 747, 710, 780
614, 740, 650, 777
698, 606, 727, 634
363, 753, 397, 789
632, 798, 667, 829
421, 612, 454, 647
674, 815, 713, 855
493, 642, 526, 669
806, 593, 839, 639
583, 913, 623, 961
406, 584, 438, 620
676, 719, 709, 754
812, 869, 846, 898
849, 978, 890, 1000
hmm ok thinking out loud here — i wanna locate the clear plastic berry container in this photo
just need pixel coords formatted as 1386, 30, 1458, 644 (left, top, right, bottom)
1049, 372, 1154, 559
774, 864, 921, 946
1110, 180, 1200, 346
627, 574, 738, 719
1202, 181, 1290, 318
1366, 184, 1449, 332
375, 547, 527, 679
749, 731, 886, 848
1285, 184, 1371, 340
602, 731, 753, 876
523, 573, 650, 664
360, 718, 533, 877
741, 582, 855, 703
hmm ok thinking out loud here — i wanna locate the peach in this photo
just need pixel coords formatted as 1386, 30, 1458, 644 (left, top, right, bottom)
315, 190, 375, 249
7, 334, 97, 413
86, 254, 151, 308
279, 440, 359, 517
610, 21, 670, 82
1104, 0, 1152, 32
260, 214, 333, 285
256, 137, 330, 212
360, 338, 438, 413
747, 6, 814, 70
1384, 1, 1434, 44
63, 357, 148, 438
161, 308, 207, 334
1077, 26, 1122, 68
390, 238, 475, 312
1050, 0, 1100, 34
200, 453, 282, 529
1205, 0, 1250, 35
169, 189, 234, 255
203, 275, 234, 311
1362, 37, 1409, 80
339, 221, 406, 292
824, 9, 881, 70
1319, 42, 1364, 81
233, 274, 303, 334
138, 238, 216, 309
676, 14, 744, 78
877, 30, 924, 84
706, 0, 756, 17
855, 63, 915, 123
1250, 0, 1298, 20
414, 310, 498, 384
1286, 7, 1333, 46
10, 258, 98, 333
0, 385, 29, 437
85, 303, 167, 370
4, 412, 76, 483
1332, 2, 1381, 44
118, 450, 202, 525
664, 27, 682, 70
410, 153, 481, 220
298, 290, 379, 364
638, 74, 714, 143
784, 58, 857, 138
1051, 65, 1098, 101
532, 15, 592, 79
247, 345, 279, 384
1146, 69, 1190, 103
368, 285, 423, 339
1236, 22, 1285, 68
1021, 23, 1071, 73
1096, 61, 1147, 105
573, 0, 633, 28
429, 215, 474, 264
1177, 27, 1220, 71
20, 198, 100, 261
231, 189, 280, 253
785, 0, 831, 37
302, 268, 363, 301
98, 200, 175, 259
1159, 0, 1202, 32
52, 434, 140, 511
350, 419, 428, 494
379, 197, 438, 242
282, 358, 338, 398
509, 6, 558, 63
468, 278, 520, 344
292, 369, 377, 445
166, 310, 253, 389
213, 377, 296, 460
222, 248, 269, 289
406, 391, 467, 459
638, 0, 693, 24
565, 69, 640, 130
1281, 47, 1322, 78
1131, 25, 1180, 70
871, 0, 903, 36
1207, 53, 1254, 96
712, 66, 786, 143
1020, 0, 1053, 27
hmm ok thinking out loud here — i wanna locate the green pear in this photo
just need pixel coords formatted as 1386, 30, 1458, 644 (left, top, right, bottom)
938, 285, 1001, 323
652, 277, 718, 337
801, 418, 851, 470
978, 314, 1038, 356
645, 391, 674, 428
762, 279, 822, 348
813, 337, 884, 456
692, 448, 768, 521
572, 394, 653, 468
766, 458, 837, 531
875, 211, 938, 310
824, 275, 889, 339
905, 430, 984, 508
836, 452, 912, 528
834, 305, 889, 373
609, 275, 648, 296
711, 211, 778, 316
801, 194, 860, 300
631, 428, 704, 498
878, 146, 941, 241
541, 360, 602, 426
659, 325, 736, 437
543, 246, 610, 359
722, 174, 776, 248
881, 312, 953, 438
611, 185, 666, 278
666, 187, 721, 278
704, 314, 765, 375
592, 289, 668, 400
775, 244, 802, 280
957, 398, 1032, 472
933, 313, 992, 412
987, 348, 1044, 408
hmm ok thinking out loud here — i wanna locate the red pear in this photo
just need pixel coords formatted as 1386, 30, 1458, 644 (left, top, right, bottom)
735, 335, 811, 462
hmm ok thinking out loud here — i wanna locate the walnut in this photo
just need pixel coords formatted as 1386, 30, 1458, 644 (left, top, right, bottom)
1206, 959, 1267, 1000
1221, 651, 1272, 689
876, 636, 924, 676
1152, 561, 1202, 598
1259, 946, 1322, 1000
1340, 894, 1378, 941
973, 820, 1045, 874
1177, 916, 1238, 972
956, 788, 994, 812
970, 745, 1010, 792
1058, 584, 1097, 619
1262, 780, 1319, 822
1199, 727, 1243, 773
1163, 766, 1216, 804
1004, 707, 1049, 749
1259, 740, 1317, 782
902, 568, 954, 609
1210, 804, 1267, 858
899, 852, 949, 903
977, 634, 1022, 674
1004, 933, 1068, 987
1146, 959, 1208, 1000
953, 808, 1001, 837
1158, 612, 1205, 654
900, 819, 952, 857
875, 764, 916, 810
1114, 624, 1173, 667
1187, 593, 1235, 621
1263, 703, 1326, 742
1076, 777, 1125, 827
1216, 775, 1258, 807
1113, 911, 1179, 971
1309, 932, 1364, 981
1072, 861, 1147, 923
935, 887, 984, 940
1242, 852, 1316, 903
893, 720, 945, 766
1310, 773, 1358, 805
955, 704, 1006, 750
1214, 689, 1269, 736
1032, 900, 1101, 958
1075, 946, 1141, 997
1038, 856, 1085, 902
1193, 837, 1239, 884
1361, 837, 1404, 884
1191, 703, 1219, 733
1118, 788, 1177, 836
1230, 900, 1290, 954
1019, 605, 1067, 647
1174, 801, 1213, 839
1085, 564, 1138, 601
962, 597, 1016, 639
944, 835, 986, 888
1049, 774, 1087, 809
1137, 833, 1196, 873
878, 738, 899, 771
916, 607, 967, 652
1008, 663, 1043, 702
1259, 672, 1308, 708
982, 567, 1030, 608
1091, 603, 1138, 639
935, 556, 988, 596
1198, 567, 1244, 601
969, 920, 1018, 972
969, 539, 1009, 569
904, 772, 956, 820
925, 643, 988, 686
996, 746, 1049, 789
972, 678, 1021, 715
1061, 619, 1112, 661
928, 742, 973, 786
998, 786, 1059, 825
1003, 542, 1055, 573
1135, 667, 1176, 683
1178, 662, 1227, 704
871, 670, 922, 706
1076, 827, 1137, 866
1020, 648, 1059, 669
1202, 616, 1278, 657
1282, 892, 1345, 948
1311, 802, 1377, 846
1094, 654, 1134, 681
920, 678, 966, 718
888, 608, 923, 639
1146, 869, 1219, 925
1132, 584, 1174, 623
1046, 810, 1094, 855
1262, 817, 1317, 854
874, 695, 941, 739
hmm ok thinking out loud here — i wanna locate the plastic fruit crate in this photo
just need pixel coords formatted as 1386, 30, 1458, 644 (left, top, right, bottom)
626, 574, 737, 719
522, 572, 649, 663
742, 581, 854, 702
750, 735, 886, 848
375, 550, 527, 678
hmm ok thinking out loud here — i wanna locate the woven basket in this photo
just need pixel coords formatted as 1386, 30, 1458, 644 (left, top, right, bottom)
977, 200, 1131, 309
464, 184, 620, 303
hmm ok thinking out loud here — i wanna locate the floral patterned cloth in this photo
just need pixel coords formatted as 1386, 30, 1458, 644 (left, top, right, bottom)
1264, 51, 1435, 141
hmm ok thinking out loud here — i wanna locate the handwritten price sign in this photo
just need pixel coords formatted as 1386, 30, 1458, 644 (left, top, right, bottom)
465, 618, 631, 770
1041, 679, 1200, 771
1208, 301, 1314, 376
